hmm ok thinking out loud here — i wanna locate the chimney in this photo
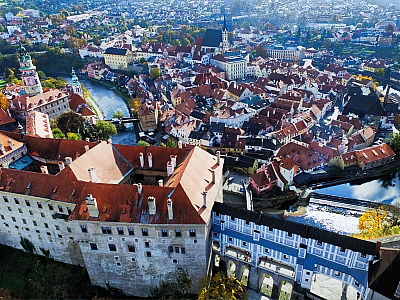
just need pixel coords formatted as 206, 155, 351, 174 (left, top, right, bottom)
148, 152, 153, 168
65, 157, 72, 165
167, 161, 174, 176
137, 183, 143, 195
8, 139, 14, 150
84, 145, 90, 152
88, 167, 98, 182
0, 144, 6, 155
210, 169, 216, 184
40, 165, 49, 174
167, 198, 173, 220
139, 152, 144, 168
375, 241, 381, 254
203, 191, 207, 208
217, 151, 221, 165
148, 196, 156, 215
58, 161, 65, 171
170, 155, 177, 168
86, 194, 99, 219
158, 179, 163, 186
178, 141, 183, 148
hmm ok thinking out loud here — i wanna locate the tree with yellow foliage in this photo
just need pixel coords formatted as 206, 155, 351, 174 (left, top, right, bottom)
354, 206, 388, 239
0, 92, 9, 110
198, 272, 247, 300
131, 98, 141, 116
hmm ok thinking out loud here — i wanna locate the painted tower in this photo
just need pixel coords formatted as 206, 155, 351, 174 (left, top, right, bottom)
18, 44, 43, 96
222, 15, 229, 52
71, 68, 83, 98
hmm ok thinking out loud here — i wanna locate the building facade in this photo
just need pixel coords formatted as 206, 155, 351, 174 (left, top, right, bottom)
104, 48, 133, 70
18, 45, 43, 96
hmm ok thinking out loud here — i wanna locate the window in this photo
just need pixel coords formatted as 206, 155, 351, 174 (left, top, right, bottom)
242, 241, 247, 246
3, 196, 8, 202
146, 251, 151, 257
189, 229, 196, 237
340, 247, 345, 252
29, 210, 33, 215
7, 207, 11, 211
37, 202, 42, 209
117, 227, 124, 235
116, 262, 121, 266
128, 245, 135, 252
108, 244, 117, 251
58, 234, 62, 238
48, 204, 53, 210
265, 248, 270, 253
18, 208, 23, 214
355, 281, 360, 287
22, 219, 27, 224
181, 247, 185, 254
335, 271, 341, 276
268, 226, 273, 231
55, 225, 60, 230
173, 259, 178, 264
67, 227, 71, 233
145, 242, 150, 248
317, 241, 322, 246
14, 198, 20, 205
361, 253, 366, 258
102, 226, 112, 234
142, 228, 148, 236
25, 200, 30, 206
11, 217, 16, 222
175, 229, 182, 237
44, 223, 49, 228
314, 264, 318, 269
47, 231, 51, 236
245, 220, 250, 225
90, 243, 98, 250
161, 229, 168, 237
0, 215, 4, 220
58, 205, 63, 213
131, 257, 136, 262
128, 227, 134, 235
231, 216, 235, 221
80, 225, 87, 233
67, 207, 71, 215
228, 237, 233, 242
174, 246, 179, 253
287, 232, 292, 237
41, 213, 45, 218
33, 221, 37, 226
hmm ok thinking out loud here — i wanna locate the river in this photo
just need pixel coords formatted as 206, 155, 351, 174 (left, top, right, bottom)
65, 78, 137, 145
286, 172, 400, 235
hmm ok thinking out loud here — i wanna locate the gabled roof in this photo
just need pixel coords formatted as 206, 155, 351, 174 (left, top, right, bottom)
202, 29, 223, 48
104, 47, 128, 56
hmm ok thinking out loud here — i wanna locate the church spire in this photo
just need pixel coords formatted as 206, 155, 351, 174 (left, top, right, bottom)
18, 43, 43, 97
71, 68, 83, 98
223, 15, 227, 32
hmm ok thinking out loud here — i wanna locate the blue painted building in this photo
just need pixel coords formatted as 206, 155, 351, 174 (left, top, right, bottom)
211, 202, 400, 299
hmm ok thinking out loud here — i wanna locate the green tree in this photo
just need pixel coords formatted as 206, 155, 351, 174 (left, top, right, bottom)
150, 269, 192, 300
323, 38, 332, 49
139, 57, 146, 63
150, 67, 161, 80
255, 45, 267, 58
52, 128, 65, 139
137, 140, 150, 146
94, 120, 117, 141
167, 137, 178, 148
390, 132, 400, 153
56, 111, 86, 135
113, 110, 124, 119
198, 272, 247, 300
67, 132, 81, 140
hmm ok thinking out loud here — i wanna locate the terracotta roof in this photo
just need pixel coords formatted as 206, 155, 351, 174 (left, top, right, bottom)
0, 108, 16, 126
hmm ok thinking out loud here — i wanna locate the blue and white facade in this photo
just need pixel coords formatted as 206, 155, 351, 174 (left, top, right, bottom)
211, 203, 383, 299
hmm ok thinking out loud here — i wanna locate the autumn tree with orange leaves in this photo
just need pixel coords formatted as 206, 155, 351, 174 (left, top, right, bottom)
0, 92, 10, 110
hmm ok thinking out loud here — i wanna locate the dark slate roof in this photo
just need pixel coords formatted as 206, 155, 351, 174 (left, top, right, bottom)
224, 155, 256, 169
212, 202, 379, 255
202, 29, 223, 48
209, 122, 225, 133
242, 122, 262, 136
368, 248, 400, 299
190, 110, 205, 120
104, 48, 128, 56
343, 87, 385, 117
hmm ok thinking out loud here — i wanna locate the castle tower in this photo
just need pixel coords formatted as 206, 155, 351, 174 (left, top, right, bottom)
222, 15, 229, 52
18, 44, 43, 96
71, 68, 83, 98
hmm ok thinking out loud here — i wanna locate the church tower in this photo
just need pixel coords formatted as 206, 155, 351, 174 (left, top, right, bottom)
222, 15, 229, 52
71, 68, 83, 98
18, 44, 43, 96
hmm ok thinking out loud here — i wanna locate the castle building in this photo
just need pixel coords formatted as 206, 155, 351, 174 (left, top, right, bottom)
0, 134, 224, 297
18, 44, 43, 97
104, 47, 133, 70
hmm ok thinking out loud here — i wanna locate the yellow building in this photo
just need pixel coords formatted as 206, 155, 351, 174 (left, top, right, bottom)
104, 48, 133, 70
